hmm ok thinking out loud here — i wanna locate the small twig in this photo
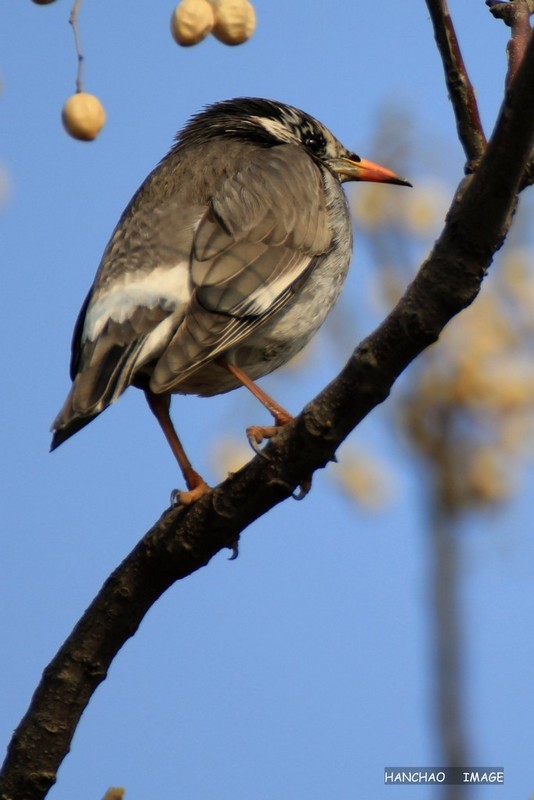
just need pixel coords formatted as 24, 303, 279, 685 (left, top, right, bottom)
425, 0, 487, 171
69, 0, 85, 93
487, 1, 534, 184
487, 0, 534, 86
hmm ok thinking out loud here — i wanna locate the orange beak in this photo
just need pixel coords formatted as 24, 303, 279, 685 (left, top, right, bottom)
329, 154, 412, 187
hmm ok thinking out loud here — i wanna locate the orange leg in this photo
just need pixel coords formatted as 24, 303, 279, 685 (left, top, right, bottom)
218, 357, 293, 448
218, 358, 312, 500
144, 390, 210, 505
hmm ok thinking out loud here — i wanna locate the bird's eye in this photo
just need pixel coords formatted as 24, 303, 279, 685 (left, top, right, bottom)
304, 134, 325, 154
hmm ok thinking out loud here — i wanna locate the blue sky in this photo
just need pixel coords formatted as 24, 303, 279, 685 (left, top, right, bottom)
2, 2, 534, 798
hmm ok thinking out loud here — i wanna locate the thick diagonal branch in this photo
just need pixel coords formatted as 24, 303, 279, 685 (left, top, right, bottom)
426, 0, 487, 168
2, 31, 534, 800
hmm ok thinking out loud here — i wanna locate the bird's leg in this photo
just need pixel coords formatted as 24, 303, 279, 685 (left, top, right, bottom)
218, 358, 313, 499
217, 357, 293, 450
218, 358, 312, 500
144, 389, 210, 505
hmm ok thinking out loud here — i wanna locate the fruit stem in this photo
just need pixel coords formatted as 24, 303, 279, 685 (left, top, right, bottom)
68, 0, 85, 93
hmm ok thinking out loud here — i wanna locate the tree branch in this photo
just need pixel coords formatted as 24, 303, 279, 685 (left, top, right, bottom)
425, 0, 487, 170
487, 0, 534, 186
2, 25, 534, 800
487, 0, 534, 86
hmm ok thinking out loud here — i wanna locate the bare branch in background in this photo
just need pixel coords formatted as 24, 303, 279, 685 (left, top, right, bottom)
430, 493, 470, 800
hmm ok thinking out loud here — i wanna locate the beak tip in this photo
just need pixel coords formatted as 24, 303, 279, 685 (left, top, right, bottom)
333, 155, 413, 187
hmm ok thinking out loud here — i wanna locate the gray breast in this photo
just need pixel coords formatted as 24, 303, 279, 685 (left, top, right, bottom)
177, 166, 353, 397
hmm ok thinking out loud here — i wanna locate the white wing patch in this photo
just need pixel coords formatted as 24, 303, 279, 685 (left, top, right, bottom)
238, 252, 312, 316
83, 263, 191, 342
133, 313, 181, 368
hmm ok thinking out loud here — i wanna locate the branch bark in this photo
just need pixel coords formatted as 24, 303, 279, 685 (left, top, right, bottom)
487, 0, 534, 86
487, 0, 534, 187
2, 24, 534, 800
425, 0, 487, 169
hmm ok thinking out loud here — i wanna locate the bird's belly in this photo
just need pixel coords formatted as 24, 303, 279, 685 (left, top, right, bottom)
244, 253, 348, 366
173, 246, 350, 397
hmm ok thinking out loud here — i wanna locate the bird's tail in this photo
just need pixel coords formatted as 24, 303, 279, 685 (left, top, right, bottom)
50, 404, 102, 451
50, 372, 109, 450
50, 316, 156, 454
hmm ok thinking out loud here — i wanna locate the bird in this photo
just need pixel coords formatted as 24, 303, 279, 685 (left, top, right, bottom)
51, 97, 410, 503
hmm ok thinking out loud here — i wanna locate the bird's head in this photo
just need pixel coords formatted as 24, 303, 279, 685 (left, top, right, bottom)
177, 97, 411, 188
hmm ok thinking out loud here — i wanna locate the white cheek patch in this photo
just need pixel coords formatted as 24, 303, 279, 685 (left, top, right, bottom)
83, 263, 191, 342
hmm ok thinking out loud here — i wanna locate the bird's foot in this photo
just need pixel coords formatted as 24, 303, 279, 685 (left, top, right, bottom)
170, 475, 211, 506
246, 424, 280, 458
246, 422, 312, 501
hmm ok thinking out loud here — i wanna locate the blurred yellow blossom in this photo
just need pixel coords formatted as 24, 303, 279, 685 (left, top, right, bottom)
210, 435, 252, 479
466, 447, 510, 504
350, 179, 449, 237
334, 449, 393, 510
400, 264, 534, 508
402, 180, 449, 236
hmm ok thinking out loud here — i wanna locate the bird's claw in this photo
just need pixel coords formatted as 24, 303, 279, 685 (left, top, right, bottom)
246, 424, 280, 460
228, 540, 239, 560
170, 488, 182, 506
246, 434, 270, 460
170, 479, 211, 506
292, 476, 312, 501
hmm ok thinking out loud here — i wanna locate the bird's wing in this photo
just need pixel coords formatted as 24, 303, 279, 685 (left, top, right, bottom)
51, 202, 204, 443
151, 145, 332, 391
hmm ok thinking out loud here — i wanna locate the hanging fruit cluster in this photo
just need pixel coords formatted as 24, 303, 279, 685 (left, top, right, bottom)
31, 0, 257, 141
170, 0, 256, 47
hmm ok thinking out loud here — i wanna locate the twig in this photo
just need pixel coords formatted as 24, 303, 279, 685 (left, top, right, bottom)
425, 0, 487, 171
69, 0, 85, 93
486, 0, 534, 87
486, 2, 534, 185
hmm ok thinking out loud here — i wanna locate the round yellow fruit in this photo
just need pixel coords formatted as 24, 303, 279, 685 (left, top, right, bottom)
62, 93, 106, 142
211, 0, 256, 45
170, 0, 214, 46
